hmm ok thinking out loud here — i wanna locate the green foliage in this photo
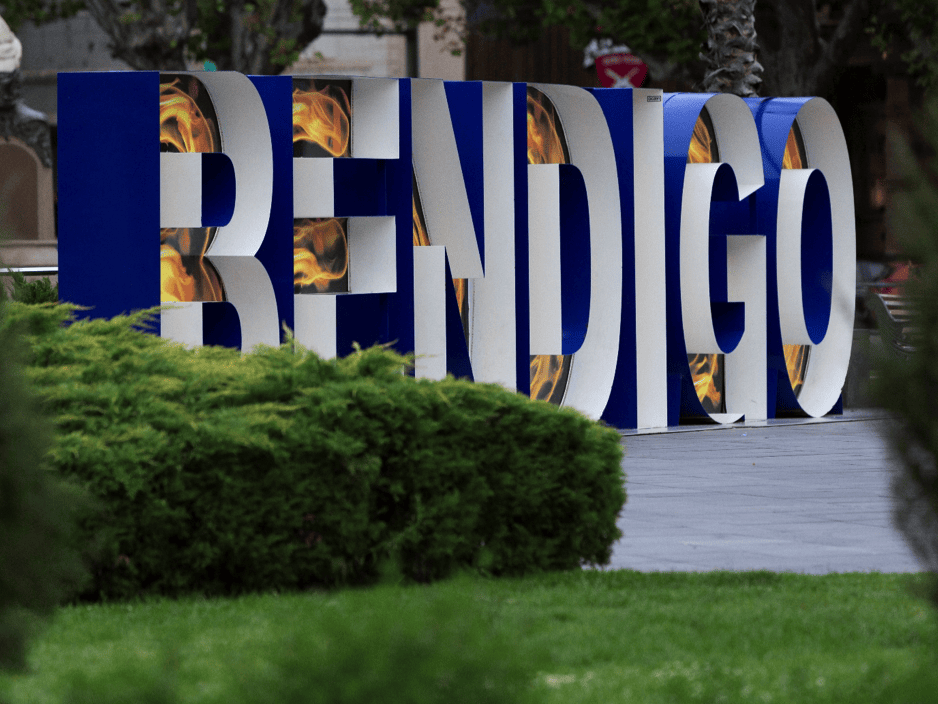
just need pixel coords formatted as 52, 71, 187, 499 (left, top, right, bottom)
352, 0, 704, 60
0, 302, 86, 671
869, 0, 938, 89
0, 0, 84, 32
228, 581, 536, 704
31, 581, 538, 704
873, 94, 938, 606
537, 0, 702, 60
185, 0, 314, 72
4, 272, 58, 305
5, 0, 938, 89
3, 572, 937, 704
2, 0, 320, 74
350, 0, 438, 34
1, 303, 625, 601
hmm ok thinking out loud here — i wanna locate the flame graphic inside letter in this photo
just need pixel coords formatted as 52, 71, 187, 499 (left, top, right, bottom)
294, 218, 349, 293
686, 110, 725, 414
527, 92, 567, 166
292, 79, 353, 295
527, 88, 572, 404
412, 186, 431, 247
782, 120, 810, 397
160, 79, 216, 154
159, 75, 224, 303
292, 81, 351, 158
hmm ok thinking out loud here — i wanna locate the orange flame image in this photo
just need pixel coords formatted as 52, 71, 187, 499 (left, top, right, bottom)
159, 240, 224, 303
160, 76, 222, 304
160, 79, 217, 154
527, 88, 572, 403
688, 113, 717, 165
782, 125, 804, 170
412, 193, 430, 247
294, 218, 349, 292
292, 81, 353, 295
453, 277, 469, 337
783, 343, 808, 396
686, 111, 724, 413
782, 121, 809, 396
526, 92, 567, 166
530, 354, 570, 404
688, 352, 723, 414
292, 85, 350, 157
160, 245, 195, 302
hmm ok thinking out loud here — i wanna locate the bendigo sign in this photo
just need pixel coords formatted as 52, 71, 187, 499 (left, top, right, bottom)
56, 72, 854, 429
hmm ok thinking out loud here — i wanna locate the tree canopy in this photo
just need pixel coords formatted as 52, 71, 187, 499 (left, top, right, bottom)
463, 0, 937, 96
2, 0, 935, 94
1, 0, 327, 74
349, 0, 938, 96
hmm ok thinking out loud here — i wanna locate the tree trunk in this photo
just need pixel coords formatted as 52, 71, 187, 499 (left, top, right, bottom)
753, 0, 818, 96
698, 0, 763, 96
755, 0, 871, 97
700, 0, 762, 98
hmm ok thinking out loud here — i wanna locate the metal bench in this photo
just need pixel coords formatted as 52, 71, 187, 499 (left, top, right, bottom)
867, 288, 918, 356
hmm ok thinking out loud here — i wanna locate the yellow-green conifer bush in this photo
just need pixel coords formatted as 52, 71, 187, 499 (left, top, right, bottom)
2, 302, 625, 601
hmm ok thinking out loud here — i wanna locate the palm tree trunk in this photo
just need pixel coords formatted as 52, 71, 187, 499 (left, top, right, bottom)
698, 0, 763, 97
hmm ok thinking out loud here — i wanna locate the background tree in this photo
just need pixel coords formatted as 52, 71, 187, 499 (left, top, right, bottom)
874, 95, 938, 606
348, 0, 440, 76
449, 0, 937, 96
0, 296, 87, 671
753, 0, 871, 97
2, 0, 328, 74
699, 0, 761, 96
463, 0, 704, 86
3, 0, 937, 87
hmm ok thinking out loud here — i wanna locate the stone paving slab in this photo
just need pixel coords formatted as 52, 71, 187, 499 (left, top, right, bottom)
606, 412, 924, 574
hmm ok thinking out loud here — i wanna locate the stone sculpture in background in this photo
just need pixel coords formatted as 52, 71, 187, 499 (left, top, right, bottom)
0, 14, 21, 72
0, 13, 56, 251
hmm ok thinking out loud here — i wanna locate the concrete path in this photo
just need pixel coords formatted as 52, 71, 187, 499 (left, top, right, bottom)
607, 412, 924, 574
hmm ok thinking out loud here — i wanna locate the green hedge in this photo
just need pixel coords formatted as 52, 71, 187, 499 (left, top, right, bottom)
2, 303, 625, 601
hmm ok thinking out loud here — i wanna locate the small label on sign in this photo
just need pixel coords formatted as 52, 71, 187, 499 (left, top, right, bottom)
647, 95, 661, 102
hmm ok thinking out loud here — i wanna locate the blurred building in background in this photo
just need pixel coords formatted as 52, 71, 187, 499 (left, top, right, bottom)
0, 14, 55, 272
17, 0, 464, 122
2, 0, 463, 275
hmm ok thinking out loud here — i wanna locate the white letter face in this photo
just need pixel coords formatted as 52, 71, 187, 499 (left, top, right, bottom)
292, 77, 399, 359
756, 97, 855, 418
665, 93, 766, 423
159, 72, 279, 352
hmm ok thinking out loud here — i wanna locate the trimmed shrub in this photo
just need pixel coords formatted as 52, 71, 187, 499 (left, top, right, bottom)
874, 95, 938, 607
2, 303, 625, 601
0, 300, 86, 670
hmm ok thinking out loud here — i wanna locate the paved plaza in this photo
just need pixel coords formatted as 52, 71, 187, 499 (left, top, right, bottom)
607, 411, 924, 574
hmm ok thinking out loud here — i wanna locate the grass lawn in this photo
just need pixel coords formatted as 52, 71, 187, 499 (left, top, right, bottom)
1, 570, 936, 704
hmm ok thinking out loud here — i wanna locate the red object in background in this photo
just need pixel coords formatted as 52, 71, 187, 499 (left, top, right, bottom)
596, 53, 648, 88
878, 261, 917, 295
